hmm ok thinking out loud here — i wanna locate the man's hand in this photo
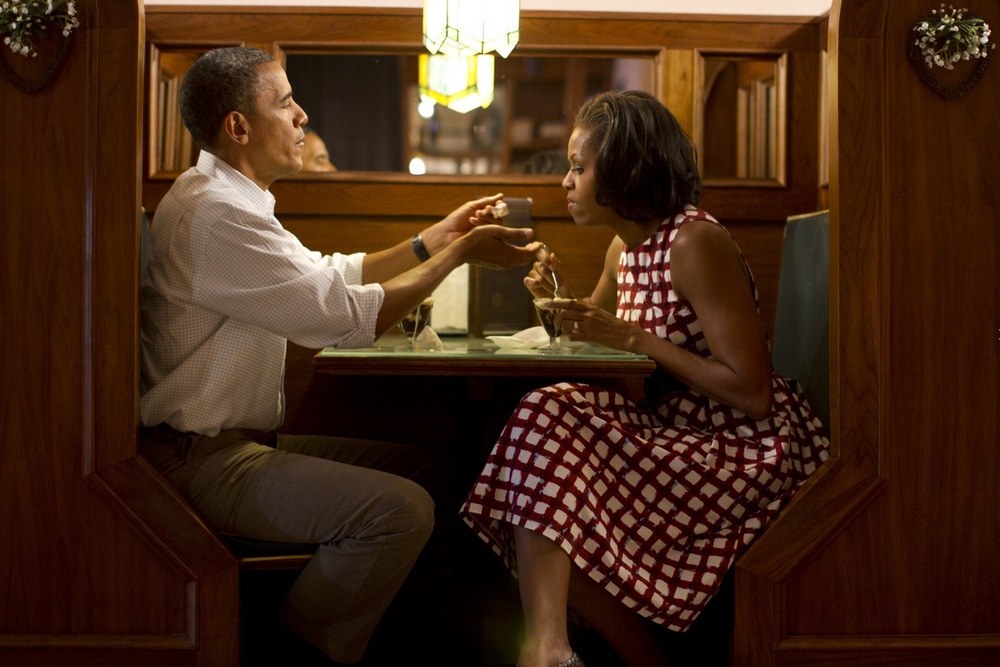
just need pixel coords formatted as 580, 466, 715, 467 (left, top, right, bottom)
422, 193, 508, 254
422, 193, 540, 268
458, 223, 542, 270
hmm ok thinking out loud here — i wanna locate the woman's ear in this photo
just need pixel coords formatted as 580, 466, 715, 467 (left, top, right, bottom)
222, 111, 250, 146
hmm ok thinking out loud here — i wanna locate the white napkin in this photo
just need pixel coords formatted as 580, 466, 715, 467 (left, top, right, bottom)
414, 326, 444, 351
486, 326, 550, 349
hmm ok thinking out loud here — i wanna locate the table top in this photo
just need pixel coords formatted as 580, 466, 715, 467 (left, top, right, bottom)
312, 334, 656, 378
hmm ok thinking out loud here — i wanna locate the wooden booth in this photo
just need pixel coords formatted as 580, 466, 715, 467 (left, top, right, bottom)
1, 0, 996, 665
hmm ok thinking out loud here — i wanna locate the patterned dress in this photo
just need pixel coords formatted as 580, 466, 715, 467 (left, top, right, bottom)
460, 205, 830, 631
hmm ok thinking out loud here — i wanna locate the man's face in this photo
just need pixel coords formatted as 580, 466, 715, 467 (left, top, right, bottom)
245, 61, 308, 185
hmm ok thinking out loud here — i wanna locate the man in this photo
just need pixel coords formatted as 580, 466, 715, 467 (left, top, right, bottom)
139, 46, 539, 664
301, 127, 337, 172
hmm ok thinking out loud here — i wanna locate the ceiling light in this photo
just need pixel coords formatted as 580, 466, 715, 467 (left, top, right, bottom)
423, 0, 520, 59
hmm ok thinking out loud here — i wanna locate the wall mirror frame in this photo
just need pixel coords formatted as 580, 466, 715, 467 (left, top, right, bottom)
278, 45, 661, 178
148, 42, 792, 190
694, 49, 788, 188
146, 41, 668, 184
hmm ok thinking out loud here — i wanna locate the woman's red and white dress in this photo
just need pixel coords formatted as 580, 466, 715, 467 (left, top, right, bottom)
460, 205, 830, 631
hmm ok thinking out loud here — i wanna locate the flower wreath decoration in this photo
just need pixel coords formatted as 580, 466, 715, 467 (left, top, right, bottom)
0, 0, 79, 92
909, 4, 994, 98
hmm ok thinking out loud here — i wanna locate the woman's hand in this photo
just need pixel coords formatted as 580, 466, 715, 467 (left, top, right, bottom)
555, 298, 642, 352
524, 247, 571, 298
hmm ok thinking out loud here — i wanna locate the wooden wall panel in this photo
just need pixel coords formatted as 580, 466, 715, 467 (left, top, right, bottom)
734, 1, 1000, 664
0, 2, 240, 665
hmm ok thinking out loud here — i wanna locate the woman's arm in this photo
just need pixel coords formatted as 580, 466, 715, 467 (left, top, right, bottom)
637, 220, 772, 418
559, 221, 772, 419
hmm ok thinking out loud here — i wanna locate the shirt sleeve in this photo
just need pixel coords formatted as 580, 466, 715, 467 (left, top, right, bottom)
180, 204, 383, 349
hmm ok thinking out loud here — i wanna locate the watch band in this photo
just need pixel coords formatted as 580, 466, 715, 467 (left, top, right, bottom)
411, 233, 430, 262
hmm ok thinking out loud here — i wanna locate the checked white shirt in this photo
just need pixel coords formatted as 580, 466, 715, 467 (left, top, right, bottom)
140, 152, 384, 436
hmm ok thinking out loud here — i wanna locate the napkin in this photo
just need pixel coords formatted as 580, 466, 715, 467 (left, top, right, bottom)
414, 326, 444, 351
486, 326, 550, 349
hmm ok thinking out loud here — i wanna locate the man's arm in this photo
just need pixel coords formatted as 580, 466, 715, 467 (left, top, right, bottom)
371, 222, 540, 337
361, 194, 528, 282
360, 194, 541, 337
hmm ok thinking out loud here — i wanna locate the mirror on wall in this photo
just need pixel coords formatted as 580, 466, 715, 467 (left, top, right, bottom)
146, 46, 656, 178
695, 51, 787, 185
147, 45, 789, 186
283, 53, 656, 176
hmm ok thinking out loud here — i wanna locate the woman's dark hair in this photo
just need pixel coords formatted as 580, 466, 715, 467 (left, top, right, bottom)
179, 47, 275, 150
573, 90, 701, 222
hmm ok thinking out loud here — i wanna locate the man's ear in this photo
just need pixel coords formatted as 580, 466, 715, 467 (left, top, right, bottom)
222, 111, 250, 146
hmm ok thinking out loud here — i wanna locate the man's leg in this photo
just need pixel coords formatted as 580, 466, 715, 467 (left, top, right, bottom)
142, 428, 435, 664
269, 434, 438, 662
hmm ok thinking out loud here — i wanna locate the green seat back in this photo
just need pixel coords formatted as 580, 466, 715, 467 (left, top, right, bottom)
771, 210, 830, 429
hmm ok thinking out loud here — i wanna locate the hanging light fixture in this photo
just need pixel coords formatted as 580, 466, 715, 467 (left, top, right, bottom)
423, 0, 520, 59
419, 53, 495, 114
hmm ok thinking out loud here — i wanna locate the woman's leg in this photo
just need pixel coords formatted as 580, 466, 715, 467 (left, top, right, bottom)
513, 526, 577, 667
567, 569, 674, 667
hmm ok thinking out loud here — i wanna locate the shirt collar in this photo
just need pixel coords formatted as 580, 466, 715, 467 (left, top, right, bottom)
196, 151, 277, 215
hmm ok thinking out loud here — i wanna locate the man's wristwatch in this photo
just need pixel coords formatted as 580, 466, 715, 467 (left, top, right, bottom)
411, 233, 431, 262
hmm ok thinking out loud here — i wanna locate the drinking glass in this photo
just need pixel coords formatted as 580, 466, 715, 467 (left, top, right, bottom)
397, 298, 433, 350
533, 297, 564, 353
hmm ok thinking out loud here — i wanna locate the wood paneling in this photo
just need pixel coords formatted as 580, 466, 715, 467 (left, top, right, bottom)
734, 1, 1000, 664
0, 4, 835, 665
0, 2, 240, 665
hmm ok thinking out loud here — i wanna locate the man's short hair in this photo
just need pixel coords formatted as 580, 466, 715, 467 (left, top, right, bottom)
180, 46, 275, 150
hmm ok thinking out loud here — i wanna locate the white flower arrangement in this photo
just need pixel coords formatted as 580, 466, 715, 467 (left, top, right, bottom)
1, 0, 79, 58
913, 4, 994, 69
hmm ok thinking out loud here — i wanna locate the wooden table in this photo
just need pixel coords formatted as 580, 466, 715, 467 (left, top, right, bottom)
306, 333, 654, 450
305, 335, 655, 665
306, 333, 655, 502
312, 334, 655, 383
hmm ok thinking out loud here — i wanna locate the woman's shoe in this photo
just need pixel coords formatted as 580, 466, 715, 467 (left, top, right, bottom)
554, 653, 585, 667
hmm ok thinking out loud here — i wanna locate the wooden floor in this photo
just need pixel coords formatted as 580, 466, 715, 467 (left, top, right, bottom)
239, 517, 734, 667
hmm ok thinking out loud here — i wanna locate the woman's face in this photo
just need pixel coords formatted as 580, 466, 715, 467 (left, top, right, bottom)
562, 127, 606, 228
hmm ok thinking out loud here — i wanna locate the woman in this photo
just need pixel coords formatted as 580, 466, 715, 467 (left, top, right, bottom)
460, 91, 829, 667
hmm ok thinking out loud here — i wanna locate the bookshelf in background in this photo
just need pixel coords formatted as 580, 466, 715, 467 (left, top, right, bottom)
149, 48, 202, 175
